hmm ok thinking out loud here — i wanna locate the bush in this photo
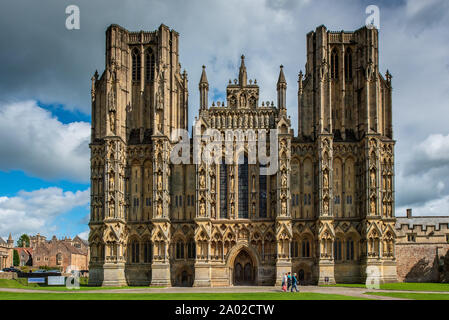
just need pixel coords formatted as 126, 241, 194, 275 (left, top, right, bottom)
13, 250, 19, 266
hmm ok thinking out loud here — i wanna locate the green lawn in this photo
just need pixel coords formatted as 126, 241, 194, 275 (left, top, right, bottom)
0, 291, 370, 300
365, 292, 449, 300
322, 282, 449, 292
0, 279, 164, 291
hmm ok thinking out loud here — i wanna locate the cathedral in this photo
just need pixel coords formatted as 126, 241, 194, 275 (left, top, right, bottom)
88, 23, 397, 286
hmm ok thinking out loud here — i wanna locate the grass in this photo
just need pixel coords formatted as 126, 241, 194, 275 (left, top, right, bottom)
321, 282, 449, 292
0, 292, 370, 300
0, 279, 164, 291
365, 292, 449, 300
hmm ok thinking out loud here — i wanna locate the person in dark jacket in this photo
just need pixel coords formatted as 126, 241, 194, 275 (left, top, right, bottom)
291, 273, 299, 292
287, 272, 292, 291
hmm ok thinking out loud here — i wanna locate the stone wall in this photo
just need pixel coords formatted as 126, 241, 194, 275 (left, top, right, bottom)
396, 243, 449, 282
0, 272, 17, 279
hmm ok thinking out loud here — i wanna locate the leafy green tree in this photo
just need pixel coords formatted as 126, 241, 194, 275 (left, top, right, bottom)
16, 234, 30, 248
13, 249, 19, 266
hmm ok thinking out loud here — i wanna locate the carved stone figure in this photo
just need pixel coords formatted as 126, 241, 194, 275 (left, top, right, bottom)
323, 171, 329, 189
157, 171, 163, 190
200, 201, 206, 216
157, 201, 162, 217
200, 171, 206, 188
281, 172, 287, 188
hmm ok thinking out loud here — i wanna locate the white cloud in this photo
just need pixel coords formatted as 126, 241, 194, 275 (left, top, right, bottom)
0, 187, 89, 239
0, 0, 447, 217
397, 194, 449, 217
397, 133, 449, 210
77, 230, 89, 240
0, 100, 90, 182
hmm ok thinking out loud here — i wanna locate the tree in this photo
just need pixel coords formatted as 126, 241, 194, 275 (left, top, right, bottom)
13, 250, 19, 266
17, 234, 30, 248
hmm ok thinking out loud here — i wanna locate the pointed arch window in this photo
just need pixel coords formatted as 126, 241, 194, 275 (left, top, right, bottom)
220, 159, 228, 218
259, 164, 267, 218
132, 48, 141, 81
331, 48, 339, 80
345, 48, 353, 80
145, 48, 155, 82
131, 240, 140, 263
143, 241, 152, 263
238, 155, 249, 218
302, 240, 310, 257
346, 238, 354, 260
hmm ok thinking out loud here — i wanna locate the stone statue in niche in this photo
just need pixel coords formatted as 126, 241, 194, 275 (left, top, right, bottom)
157, 201, 162, 217
157, 171, 163, 190
199, 170, 205, 188
370, 199, 376, 214
109, 171, 115, 191
323, 198, 329, 214
109, 111, 116, 133
323, 171, 329, 189
252, 174, 256, 192
230, 202, 235, 219
211, 204, 216, 218
230, 171, 235, 191
240, 94, 246, 107
281, 200, 287, 216
281, 172, 287, 188
109, 201, 115, 218
200, 201, 205, 216
230, 96, 237, 108
370, 170, 376, 187
211, 174, 216, 192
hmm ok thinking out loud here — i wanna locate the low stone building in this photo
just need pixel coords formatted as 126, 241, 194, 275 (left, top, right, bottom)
395, 209, 449, 282
30, 234, 89, 272
0, 234, 14, 269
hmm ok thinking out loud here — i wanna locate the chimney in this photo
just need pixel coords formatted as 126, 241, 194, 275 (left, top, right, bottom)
406, 208, 412, 218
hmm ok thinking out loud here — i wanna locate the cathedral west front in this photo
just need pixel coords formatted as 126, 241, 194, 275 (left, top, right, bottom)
88, 23, 397, 286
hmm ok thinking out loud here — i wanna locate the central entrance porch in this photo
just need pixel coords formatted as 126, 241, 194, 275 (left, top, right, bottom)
233, 249, 256, 285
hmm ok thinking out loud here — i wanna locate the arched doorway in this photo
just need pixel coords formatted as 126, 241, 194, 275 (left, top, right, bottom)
233, 250, 255, 285
298, 269, 305, 282
297, 265, 312, 285
176, 268, 193, 287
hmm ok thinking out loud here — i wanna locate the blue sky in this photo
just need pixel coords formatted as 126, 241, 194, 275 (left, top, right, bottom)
0, 0, 448, 243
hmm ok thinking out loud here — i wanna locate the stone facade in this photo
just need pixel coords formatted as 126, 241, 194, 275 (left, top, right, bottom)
0, 234, 14, 269
30, 234, 89, 272
396, 209, 449, 282
88, 24, 397, 286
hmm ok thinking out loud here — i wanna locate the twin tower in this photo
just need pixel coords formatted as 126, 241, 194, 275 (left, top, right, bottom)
88, 24, 396, 287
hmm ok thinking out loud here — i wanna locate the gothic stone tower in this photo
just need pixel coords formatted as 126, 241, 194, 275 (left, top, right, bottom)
295, 25, 396, 284
88, 24, 188, 286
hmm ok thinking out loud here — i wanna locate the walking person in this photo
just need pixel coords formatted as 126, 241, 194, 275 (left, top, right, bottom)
282, 273, 287, 292
287, 272, 292, 291
291, 273, 299, 292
